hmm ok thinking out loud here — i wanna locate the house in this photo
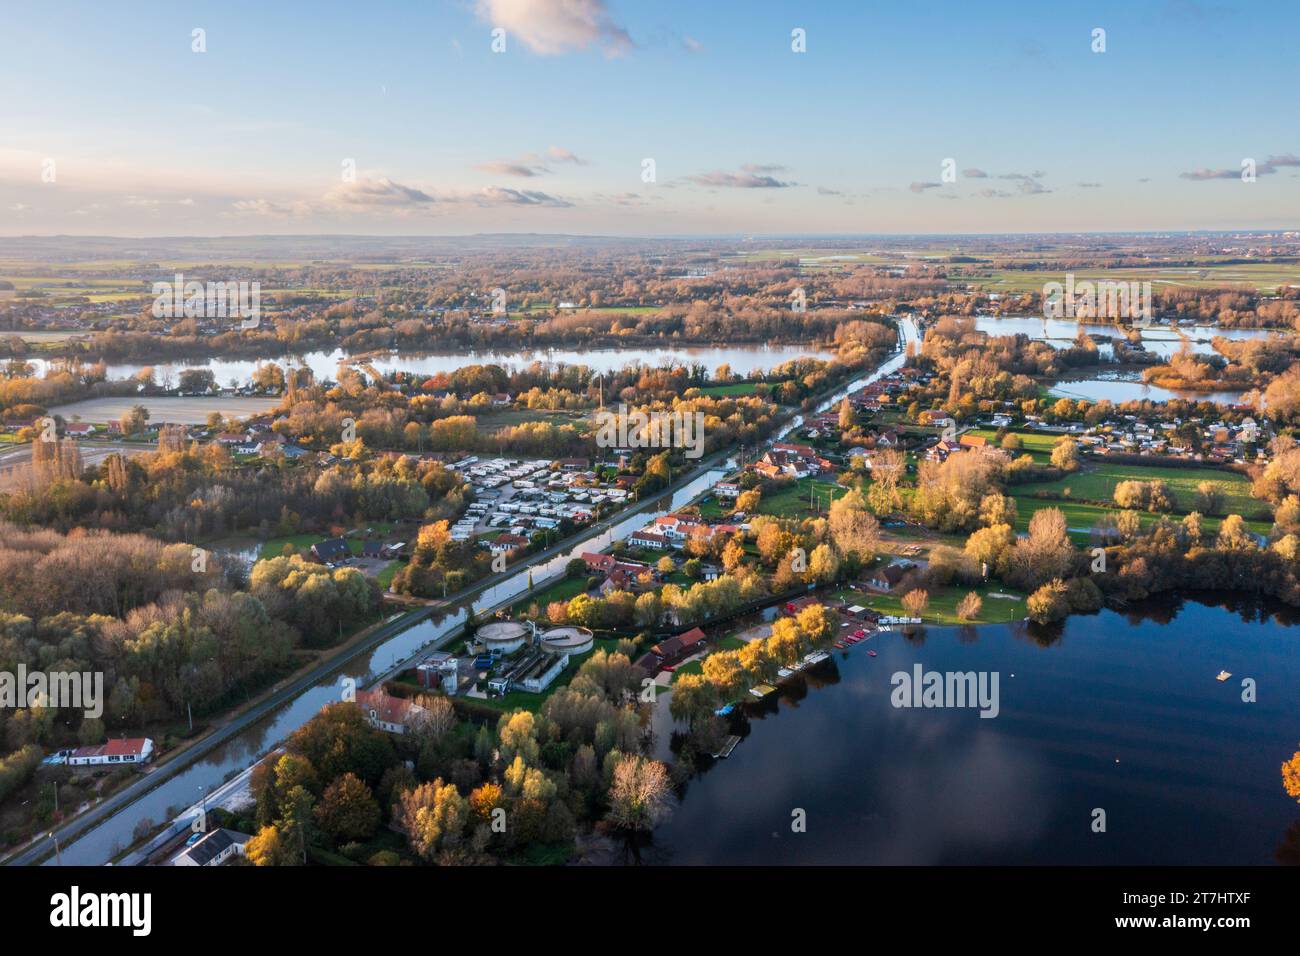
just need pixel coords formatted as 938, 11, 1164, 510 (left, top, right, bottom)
63, 422, 96, 438
215, 432, 248, 445
490, 533, 529, 554
311, 537, 351, 564
67, 737, 154, 767
958, 433, 988, 449
629, 529, 670, 550
355, 689, 426, 735
714, 481, 741, 499
361, 540, 383, 559
648, 626, 708, 668
866, 561, 914, 592
784, 595, 821, 616
582, 552, 616, 573
173, 828, 249, 867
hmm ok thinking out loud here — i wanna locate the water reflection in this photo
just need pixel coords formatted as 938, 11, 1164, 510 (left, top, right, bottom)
651, 595, 1300, 864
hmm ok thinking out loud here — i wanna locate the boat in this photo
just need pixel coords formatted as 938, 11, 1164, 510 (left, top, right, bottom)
834, 641, 846, 649
1215, 670, 1231, 682
749, 683, 778, 699
777, 667, 794, 678
714, 702, 736, 716
867, 650, 878, 657
803, 650, 830, 665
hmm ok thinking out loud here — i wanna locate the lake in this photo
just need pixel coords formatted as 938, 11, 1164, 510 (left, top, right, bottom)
973, 315, 1284, 359
1049, 373, 1246, 406
30, 342, 838, 386
651, 597, 1300, 865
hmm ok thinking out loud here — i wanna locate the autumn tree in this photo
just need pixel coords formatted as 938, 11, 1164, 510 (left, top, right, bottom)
315, 772, 380, 842
606, 755, 673, 833
955, 592, 983, 621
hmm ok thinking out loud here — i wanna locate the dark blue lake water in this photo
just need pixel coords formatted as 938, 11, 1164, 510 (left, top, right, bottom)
654, 596, 1300, 865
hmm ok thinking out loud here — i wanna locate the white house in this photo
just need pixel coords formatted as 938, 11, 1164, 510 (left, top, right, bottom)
66, 738, 154, 767
173, 828, 249, 867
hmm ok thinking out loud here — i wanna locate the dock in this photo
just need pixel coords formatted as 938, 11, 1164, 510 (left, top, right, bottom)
712, 735, 742, 759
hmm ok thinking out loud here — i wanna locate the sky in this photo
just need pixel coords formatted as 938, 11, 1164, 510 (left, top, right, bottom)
1, 0, 1298, 237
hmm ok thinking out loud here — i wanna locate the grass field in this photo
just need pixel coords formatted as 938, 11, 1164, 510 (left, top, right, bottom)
834, 583, 1027, 626
966, 428, 1058, 462
1011, 494, 1270, 544
510, 574, 589, 614
1016, 460, 1260, 517
757, 476, 846, 518
698, 382, 763, 397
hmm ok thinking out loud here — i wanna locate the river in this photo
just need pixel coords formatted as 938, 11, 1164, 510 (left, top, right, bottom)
650, 597, 1300, 865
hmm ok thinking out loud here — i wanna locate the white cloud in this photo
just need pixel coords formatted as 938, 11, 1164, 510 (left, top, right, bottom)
475, 0, 633, 56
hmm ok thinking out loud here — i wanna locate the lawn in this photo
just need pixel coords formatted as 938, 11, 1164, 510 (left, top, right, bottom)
1011, 494, 1271, 544
966, 428, 1058, 462
698, 382, 764, 397
1015, 460, 1262, 519
375, 561, 402, 590
510, 574, 589, 614
836, 583, 1027, 626
757, 476, 846, 518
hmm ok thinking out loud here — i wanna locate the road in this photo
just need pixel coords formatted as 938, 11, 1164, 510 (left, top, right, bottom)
4, 318, 916, 866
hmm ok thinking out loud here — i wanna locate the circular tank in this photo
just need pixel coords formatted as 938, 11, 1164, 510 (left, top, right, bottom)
476, 620, 530, 653
539, 625, 595, 657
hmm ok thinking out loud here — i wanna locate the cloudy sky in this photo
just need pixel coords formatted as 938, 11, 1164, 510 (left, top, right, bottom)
1, 0, 1297, 236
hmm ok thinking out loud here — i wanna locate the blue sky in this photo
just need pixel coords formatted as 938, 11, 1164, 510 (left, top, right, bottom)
1, 0, 1297, 235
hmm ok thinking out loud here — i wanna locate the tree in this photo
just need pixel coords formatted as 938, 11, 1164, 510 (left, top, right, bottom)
315, 772, 380, 842
828, 491, 880, 562
901, 588, 929, 618
1050, 438, 1080, 472
838, 396, 855, 431
1283, 745, 1300, 803
669, 673, 717, 726
606, 755, 673, 833
396, 779, 468, 861
1005, 508, 1073, 590
807, 543, 841, 584
796, 602, 834, 644
734, 489, 761, 514
1216, 514, 1255, 551
411, 694, 457, 744
245, 823, 297, 866
1026, 579, 1070, 623
955, 591, 983, 621
1195, 481, 1225, 516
